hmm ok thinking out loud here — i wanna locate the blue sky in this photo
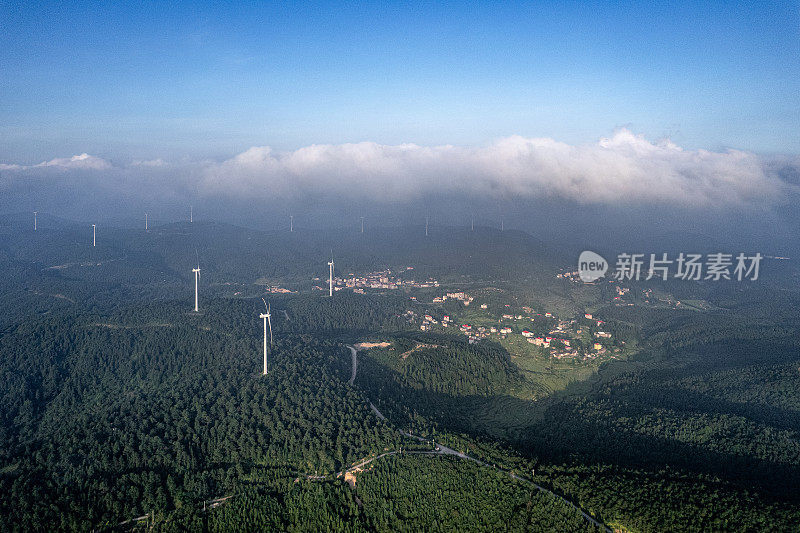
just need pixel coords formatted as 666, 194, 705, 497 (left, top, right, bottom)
1, 0, 798, 163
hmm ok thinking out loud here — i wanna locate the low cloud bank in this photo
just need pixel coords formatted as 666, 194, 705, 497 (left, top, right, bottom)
1, 130, 797, 209
202, 129, 793, 208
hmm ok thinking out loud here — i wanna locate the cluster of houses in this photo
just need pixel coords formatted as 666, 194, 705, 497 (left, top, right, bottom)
313, 268, 441, 292
414, 301, 615, 357
340, 268, 440, 290
556, 270, 581, 281
266, 286, 294, 294
432, 291, 474, 305
418, 312, 509, 345
611, 284, 683, 309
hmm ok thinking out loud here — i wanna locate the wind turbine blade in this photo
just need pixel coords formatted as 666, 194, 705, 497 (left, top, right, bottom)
261, 297, 268, 311
268, 318, 273, 345
268, 322, 273, 343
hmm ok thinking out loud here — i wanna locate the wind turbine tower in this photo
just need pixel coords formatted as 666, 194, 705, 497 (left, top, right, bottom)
328, 255, 334, 297
145, 213, 148, 231
360, 216, 365, 233
260, 298, 273, 375
192, 265, 201, 312
425, 216, 429, 237
34, 211, 37, 231
190, 206, 193, 223
290, 215, 294, 232
471, 216, 474, 232
92, 224, 96, 247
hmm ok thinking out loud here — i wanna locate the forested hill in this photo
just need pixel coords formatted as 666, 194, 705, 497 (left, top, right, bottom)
2, 212, 800, 531
351, 295, 800, 531
0, 305, 399, 530
0, 214, 564, 286
0, 296, 605, 531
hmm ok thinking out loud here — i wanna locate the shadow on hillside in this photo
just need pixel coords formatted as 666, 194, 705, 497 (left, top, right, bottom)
355, 346, 800, 503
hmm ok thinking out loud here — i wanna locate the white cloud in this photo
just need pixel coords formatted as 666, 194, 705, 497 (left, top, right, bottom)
1, 131, 795, 210
0, 153, 111, 171
38, 153, 112, 170
201, 129, 791, 208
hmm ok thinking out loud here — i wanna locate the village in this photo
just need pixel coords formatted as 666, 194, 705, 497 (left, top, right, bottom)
312, 267, 440, 293
301, 265, 640, 363
409, 291, 621, 362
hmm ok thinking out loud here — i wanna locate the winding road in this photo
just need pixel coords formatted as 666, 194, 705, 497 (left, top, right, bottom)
348, 345, 358, 385
118, 345, 610, 531
344, 344, 611, 533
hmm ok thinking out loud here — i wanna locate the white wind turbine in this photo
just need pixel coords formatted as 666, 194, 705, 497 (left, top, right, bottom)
328, 254, 334, 297
34, 211, 37, 231
260, 298, 273, 375
192, 256, 201, 312
360, 216, 365, 233
425, 216, 429, 237
145, 213, 148, 231
92, 224, 96, 247
290, 215, 294, 232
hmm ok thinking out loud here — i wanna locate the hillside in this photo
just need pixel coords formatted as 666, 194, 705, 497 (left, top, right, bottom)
0, 216, 799, 531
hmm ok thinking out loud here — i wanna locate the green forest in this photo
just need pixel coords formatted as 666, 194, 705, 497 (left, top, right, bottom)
1, 220, 799, 531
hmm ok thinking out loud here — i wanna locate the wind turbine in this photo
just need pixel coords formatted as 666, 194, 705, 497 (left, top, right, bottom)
471, 216, 474, 232
260, 298, 273, 375
425, 216, 429, 237
501, 218, 504, 232
192, 255, 201, 312
360, 216, 365, 233
92, 224, 96, 247
145, 213, 148, 231
290, 215, 294, 232
34, 211, 37, 231
328, 254, 334, 297
190, 205, 193, 223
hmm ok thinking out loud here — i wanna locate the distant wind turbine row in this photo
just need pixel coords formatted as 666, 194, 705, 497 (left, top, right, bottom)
30, 208, 501, 240
285, 214, 500, 234
28, 205, 500, 378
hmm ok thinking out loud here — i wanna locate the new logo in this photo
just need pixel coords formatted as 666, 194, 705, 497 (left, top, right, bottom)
578, 251, 608, 282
